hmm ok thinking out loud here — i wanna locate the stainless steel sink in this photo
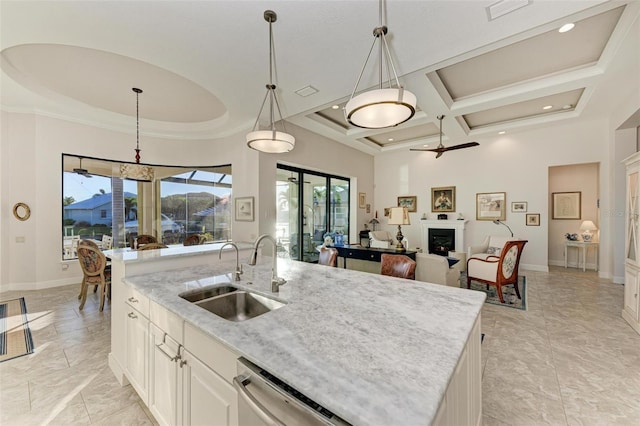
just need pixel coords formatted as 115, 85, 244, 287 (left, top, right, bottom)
179, 285, 286, 321
179, 285, 237, 303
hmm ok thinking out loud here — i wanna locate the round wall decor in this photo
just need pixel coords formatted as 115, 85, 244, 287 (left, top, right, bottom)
13, 202, 31, 221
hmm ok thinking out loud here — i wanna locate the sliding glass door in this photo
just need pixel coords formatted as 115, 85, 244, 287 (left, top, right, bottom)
276, 165, 350, 263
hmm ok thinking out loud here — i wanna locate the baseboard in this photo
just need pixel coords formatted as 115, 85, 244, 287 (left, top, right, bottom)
0, 276, 81, 293
520, 263, 549, 272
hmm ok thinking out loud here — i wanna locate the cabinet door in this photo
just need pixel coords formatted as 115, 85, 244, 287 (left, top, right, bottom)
624, 269, 640, 322
149, 324, 181, 426
125, 305, 149, 402
182, 350, 238, 426
627, 170, 639, 264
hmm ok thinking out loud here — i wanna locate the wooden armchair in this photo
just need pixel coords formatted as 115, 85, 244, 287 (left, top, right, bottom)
466, 240, 527, 303
380, 253, 416, 280
183, 234, 203, 246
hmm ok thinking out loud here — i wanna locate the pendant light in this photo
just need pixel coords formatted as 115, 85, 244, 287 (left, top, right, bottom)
120, 87, 154, 181
246, 10, 295, 153
344, 0, 417, 129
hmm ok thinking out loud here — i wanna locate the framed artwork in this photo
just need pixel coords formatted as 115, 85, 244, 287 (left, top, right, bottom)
511, 201, 527, 213
358, 192, 366, 209
526, 213, 540, 226
552, 192, 581, 220
384, 207, 391, 217
431, 186, 455, 212
366, 204, 371, 214
476, 192, 506, 221
397, 196, 417, 212
235, 196, 254, 222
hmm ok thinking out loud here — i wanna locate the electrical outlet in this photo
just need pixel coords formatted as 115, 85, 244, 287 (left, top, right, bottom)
61, 263, 69, 271
15, 236, 25, 243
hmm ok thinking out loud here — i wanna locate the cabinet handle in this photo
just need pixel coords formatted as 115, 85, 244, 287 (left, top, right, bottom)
128, 297, 138, 303
155, 332, 181, 362
127, 312, 137, 319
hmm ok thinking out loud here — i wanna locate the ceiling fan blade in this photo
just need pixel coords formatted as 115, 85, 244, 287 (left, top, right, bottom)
441, 142, 480, 151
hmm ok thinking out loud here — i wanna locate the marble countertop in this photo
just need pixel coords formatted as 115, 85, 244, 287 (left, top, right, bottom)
104, 241, 253, 263
123, 256, 486, 425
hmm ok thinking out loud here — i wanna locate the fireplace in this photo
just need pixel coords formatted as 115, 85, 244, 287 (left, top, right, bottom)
420, 220, 468, 256
429, 229, 455, 256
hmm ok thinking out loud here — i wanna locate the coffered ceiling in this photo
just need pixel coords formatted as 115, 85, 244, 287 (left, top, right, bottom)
1, 1, 638, 155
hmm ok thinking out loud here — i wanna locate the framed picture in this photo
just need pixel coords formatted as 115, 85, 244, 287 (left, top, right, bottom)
366, 203, 371, 214
358, 192, 366, 209
384, 207, 391, 217
552, 191, 581, 220
476, 192, 506, 221
397, 196, 417, 212
526, 213, 540, 226
511, 201, 527, 213
235, 196, 254, 222
431, 186, 455, 212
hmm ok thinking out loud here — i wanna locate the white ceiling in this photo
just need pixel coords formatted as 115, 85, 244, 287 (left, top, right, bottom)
1, 0, 638, 155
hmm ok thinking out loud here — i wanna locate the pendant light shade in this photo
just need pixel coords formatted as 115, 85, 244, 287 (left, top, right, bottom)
246, 10, 295, 153
120, 87, 154, 182
344, 2, 417, 129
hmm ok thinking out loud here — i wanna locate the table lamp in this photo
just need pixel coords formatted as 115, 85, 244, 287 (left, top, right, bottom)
388, 207, 410, 251
580, 220, 597, 242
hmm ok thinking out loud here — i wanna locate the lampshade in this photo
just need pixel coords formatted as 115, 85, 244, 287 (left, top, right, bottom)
344, 1, 417, 129
345, 88, 417, 129
580, 220, 598, 231
388, 207, 410, 225
246, 10, 295, 153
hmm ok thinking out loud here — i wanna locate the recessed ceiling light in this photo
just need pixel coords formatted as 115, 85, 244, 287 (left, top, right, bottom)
543, 105, 553, 110
498, 131, 506, 135
562, 104, 573, 110
387, 138, 394, 142
559, 23, 575, 33
331, 105, 340, 110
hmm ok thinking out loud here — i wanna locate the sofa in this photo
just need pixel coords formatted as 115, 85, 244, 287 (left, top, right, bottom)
415, 253, 460, 287
369, 230, 408, 250
467, 235, 516, 260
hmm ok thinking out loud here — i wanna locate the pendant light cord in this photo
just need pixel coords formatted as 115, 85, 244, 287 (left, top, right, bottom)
132, 87, 143, 163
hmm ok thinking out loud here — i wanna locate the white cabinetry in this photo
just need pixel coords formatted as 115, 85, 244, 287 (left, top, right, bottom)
182, 349, 238, 426
433, 315, 482, 426
624, 152, 640, 335
124, 289, 149, 402
149, 323, 182, 426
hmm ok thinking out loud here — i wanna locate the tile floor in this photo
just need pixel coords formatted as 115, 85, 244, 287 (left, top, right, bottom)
1, 266, 639, 425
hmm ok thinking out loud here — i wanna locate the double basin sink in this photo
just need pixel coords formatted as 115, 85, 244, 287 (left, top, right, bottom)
179, 282, 286, 322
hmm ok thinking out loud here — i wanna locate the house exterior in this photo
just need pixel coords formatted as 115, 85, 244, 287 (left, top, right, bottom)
64, 192, 136, 226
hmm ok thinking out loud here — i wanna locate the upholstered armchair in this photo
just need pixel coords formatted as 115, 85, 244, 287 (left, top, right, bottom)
467, 235, 516, 260
415, 253, 460, 287
77, 240, 111, 311
318, 246, 338, 267
466, 240, 527, 303
380, 253, 416, 279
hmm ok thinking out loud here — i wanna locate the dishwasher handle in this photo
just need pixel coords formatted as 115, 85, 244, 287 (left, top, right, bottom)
234, 375, 285, 426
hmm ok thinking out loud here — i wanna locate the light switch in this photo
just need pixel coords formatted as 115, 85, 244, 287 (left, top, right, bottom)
15, 236, 25, 243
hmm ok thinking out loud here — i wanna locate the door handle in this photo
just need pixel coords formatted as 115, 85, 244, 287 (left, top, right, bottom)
233, 375, 285, 426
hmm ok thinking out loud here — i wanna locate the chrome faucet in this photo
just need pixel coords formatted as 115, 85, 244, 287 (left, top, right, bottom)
248, 234, 286, 292
219, 242, 242, 281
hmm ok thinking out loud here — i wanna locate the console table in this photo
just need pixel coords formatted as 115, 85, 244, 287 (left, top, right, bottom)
332, 245, 417, 269
564, 241, 599, 272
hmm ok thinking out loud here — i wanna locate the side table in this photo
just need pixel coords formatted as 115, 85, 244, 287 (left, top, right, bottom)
564, 241, 599, 272
448, 250, 467, 272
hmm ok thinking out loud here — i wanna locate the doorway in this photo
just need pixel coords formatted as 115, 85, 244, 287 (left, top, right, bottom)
276, 165, 350, 263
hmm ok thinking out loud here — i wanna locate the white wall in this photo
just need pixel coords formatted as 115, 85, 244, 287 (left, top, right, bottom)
374, 118, 610, 273
0, 113, 374, 291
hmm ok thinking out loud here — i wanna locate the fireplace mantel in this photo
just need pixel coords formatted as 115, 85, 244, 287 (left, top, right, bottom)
420, 220, 469, 254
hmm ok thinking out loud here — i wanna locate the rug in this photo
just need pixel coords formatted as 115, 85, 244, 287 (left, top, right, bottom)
461, 274, 527, 310
0, 297, 35, 362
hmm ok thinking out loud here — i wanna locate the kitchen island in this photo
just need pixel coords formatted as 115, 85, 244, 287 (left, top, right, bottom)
111, 251, 485, 425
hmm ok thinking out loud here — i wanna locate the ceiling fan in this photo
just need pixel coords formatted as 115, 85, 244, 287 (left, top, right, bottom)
73, 157, 92, 177
410, 115, 479, 158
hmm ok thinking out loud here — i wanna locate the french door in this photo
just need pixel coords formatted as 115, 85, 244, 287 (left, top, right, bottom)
276, 165, 349, 263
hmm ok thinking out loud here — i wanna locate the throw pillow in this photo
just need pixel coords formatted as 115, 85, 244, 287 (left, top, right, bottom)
487, 246, 502, 256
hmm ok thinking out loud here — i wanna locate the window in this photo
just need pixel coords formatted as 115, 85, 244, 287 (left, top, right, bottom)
62, 154, 232, 258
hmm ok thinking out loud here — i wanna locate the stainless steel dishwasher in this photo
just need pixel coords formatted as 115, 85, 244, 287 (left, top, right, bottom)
234, 358, 350, 426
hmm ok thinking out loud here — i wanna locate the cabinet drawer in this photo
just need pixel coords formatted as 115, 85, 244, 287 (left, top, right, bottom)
184, 322, 239, 384
125, 286, 149, 317
150, 301, 184, 344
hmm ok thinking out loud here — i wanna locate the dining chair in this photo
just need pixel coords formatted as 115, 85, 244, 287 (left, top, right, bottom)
137, 242, 169, 251
77, 240, 111, 311
130, 234, 157, 248
380, 253, 416, 280
317, 246, 338, 267
101, 234, 113, 250
183, 234, 202, 246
